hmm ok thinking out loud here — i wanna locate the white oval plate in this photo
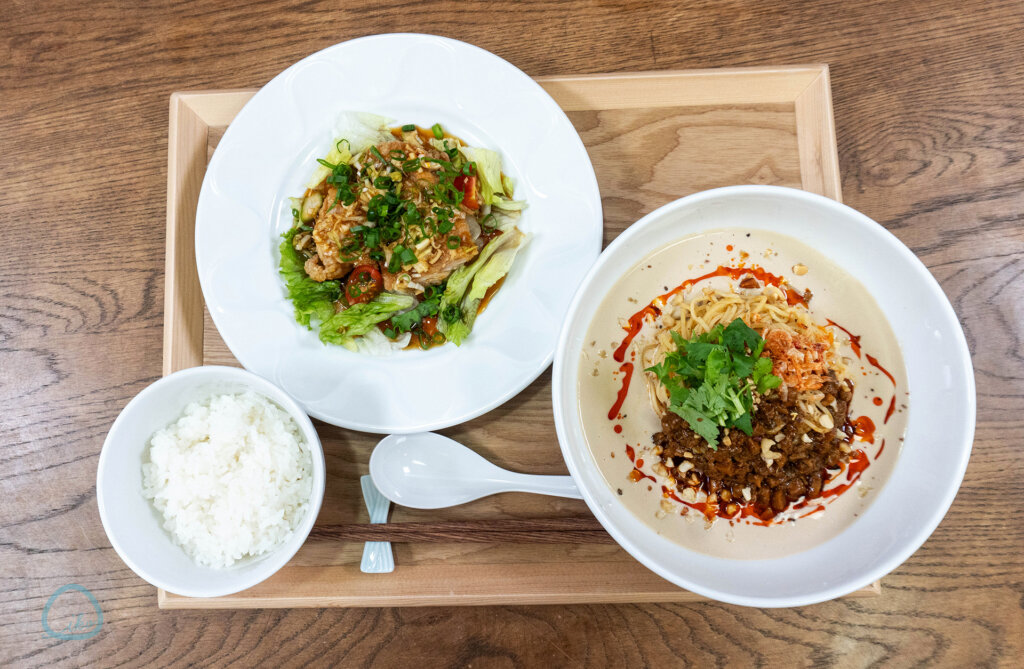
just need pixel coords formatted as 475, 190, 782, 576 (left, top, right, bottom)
196, 34, 601, 432
553, 185, 975, 607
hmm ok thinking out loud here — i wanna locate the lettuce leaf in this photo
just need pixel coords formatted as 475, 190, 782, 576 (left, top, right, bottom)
279, 227, 341, 328
319, 292, 416, 346
460, 146, 505, 205
437, 229, 520, 337
334, 111, 395, 154
353, 326, 411, 356
490, 195, 526, 212
459, 147, 526, 212
444, 228, 526, 345
305, 112, 394, 189
501, 174, 516, 196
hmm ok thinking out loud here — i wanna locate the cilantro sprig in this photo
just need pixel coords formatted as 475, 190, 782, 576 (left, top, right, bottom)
645, 318, 782, 450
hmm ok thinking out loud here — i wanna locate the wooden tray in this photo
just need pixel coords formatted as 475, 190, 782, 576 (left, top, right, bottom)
161, 65, 879, 608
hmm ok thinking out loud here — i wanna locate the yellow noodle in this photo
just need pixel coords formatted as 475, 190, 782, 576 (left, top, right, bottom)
638, 285, 848, 416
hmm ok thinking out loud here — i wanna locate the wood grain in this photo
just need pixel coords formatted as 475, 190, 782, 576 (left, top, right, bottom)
2, 0, 1023, 666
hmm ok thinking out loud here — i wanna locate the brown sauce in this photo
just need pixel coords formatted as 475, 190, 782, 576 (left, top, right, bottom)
477, 276, 506, 314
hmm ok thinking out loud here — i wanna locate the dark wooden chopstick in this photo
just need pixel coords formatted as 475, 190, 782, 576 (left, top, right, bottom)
309, 517, 615, 544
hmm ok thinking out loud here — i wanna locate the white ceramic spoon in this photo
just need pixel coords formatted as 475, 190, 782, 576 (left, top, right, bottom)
369, 432, 582, 509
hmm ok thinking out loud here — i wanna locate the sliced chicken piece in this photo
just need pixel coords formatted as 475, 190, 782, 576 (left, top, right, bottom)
306, 187, 362, 282
381, 269, 423, 295
380, 212, 480, 293
412, 214, 479, 286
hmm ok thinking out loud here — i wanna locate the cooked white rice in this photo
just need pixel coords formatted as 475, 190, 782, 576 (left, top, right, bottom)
141, 391, 313, 568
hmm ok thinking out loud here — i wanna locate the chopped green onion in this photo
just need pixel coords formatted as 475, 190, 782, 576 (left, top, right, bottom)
401, 124, 416, 132
447, 235, 461, 250
370, 146, 386, 163
441, 304, 462, 324
431, 123, 443, 139
387, 245, 418, 272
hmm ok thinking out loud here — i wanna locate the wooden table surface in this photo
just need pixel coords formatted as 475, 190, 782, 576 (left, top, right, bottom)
3, 1, 1022, 666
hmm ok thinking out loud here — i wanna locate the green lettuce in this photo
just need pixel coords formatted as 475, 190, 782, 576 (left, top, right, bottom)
459, 146, 526, 211
438, 231, 516, 334
305, 112, 394, 189
319, 292, 416, 347
279, 227, 341, 328
460, 146, 505, 205
491, 195, 526, 211
443, 229, 525, 345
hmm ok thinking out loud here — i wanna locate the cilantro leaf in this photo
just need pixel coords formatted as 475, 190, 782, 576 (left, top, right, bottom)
722, 317, 761, 355
670, 401, 720, 445
681, 341, 716, 366
646, 317, 783, 450
732, 411, 753, 435
704, 347, 730, 381
731, 353, 756, 378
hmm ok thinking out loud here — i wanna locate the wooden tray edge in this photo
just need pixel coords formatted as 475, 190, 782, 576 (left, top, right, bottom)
158, 563, 882, 609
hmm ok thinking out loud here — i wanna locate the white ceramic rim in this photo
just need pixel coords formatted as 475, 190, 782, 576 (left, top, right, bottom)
552, 185, 976, 607
195, 33, 602, 433
96, 366, 326, 598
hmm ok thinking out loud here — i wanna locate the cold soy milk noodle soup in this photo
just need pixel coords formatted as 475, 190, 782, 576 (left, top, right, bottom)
577, 229, 909, 559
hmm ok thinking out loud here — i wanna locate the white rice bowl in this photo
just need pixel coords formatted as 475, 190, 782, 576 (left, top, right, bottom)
141, 391, 313, 568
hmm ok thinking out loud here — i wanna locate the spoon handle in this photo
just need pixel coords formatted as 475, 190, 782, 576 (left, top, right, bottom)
501, 474, 583, 500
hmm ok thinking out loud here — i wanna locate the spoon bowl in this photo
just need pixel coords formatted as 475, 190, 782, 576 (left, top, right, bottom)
369, 433, 580, 509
